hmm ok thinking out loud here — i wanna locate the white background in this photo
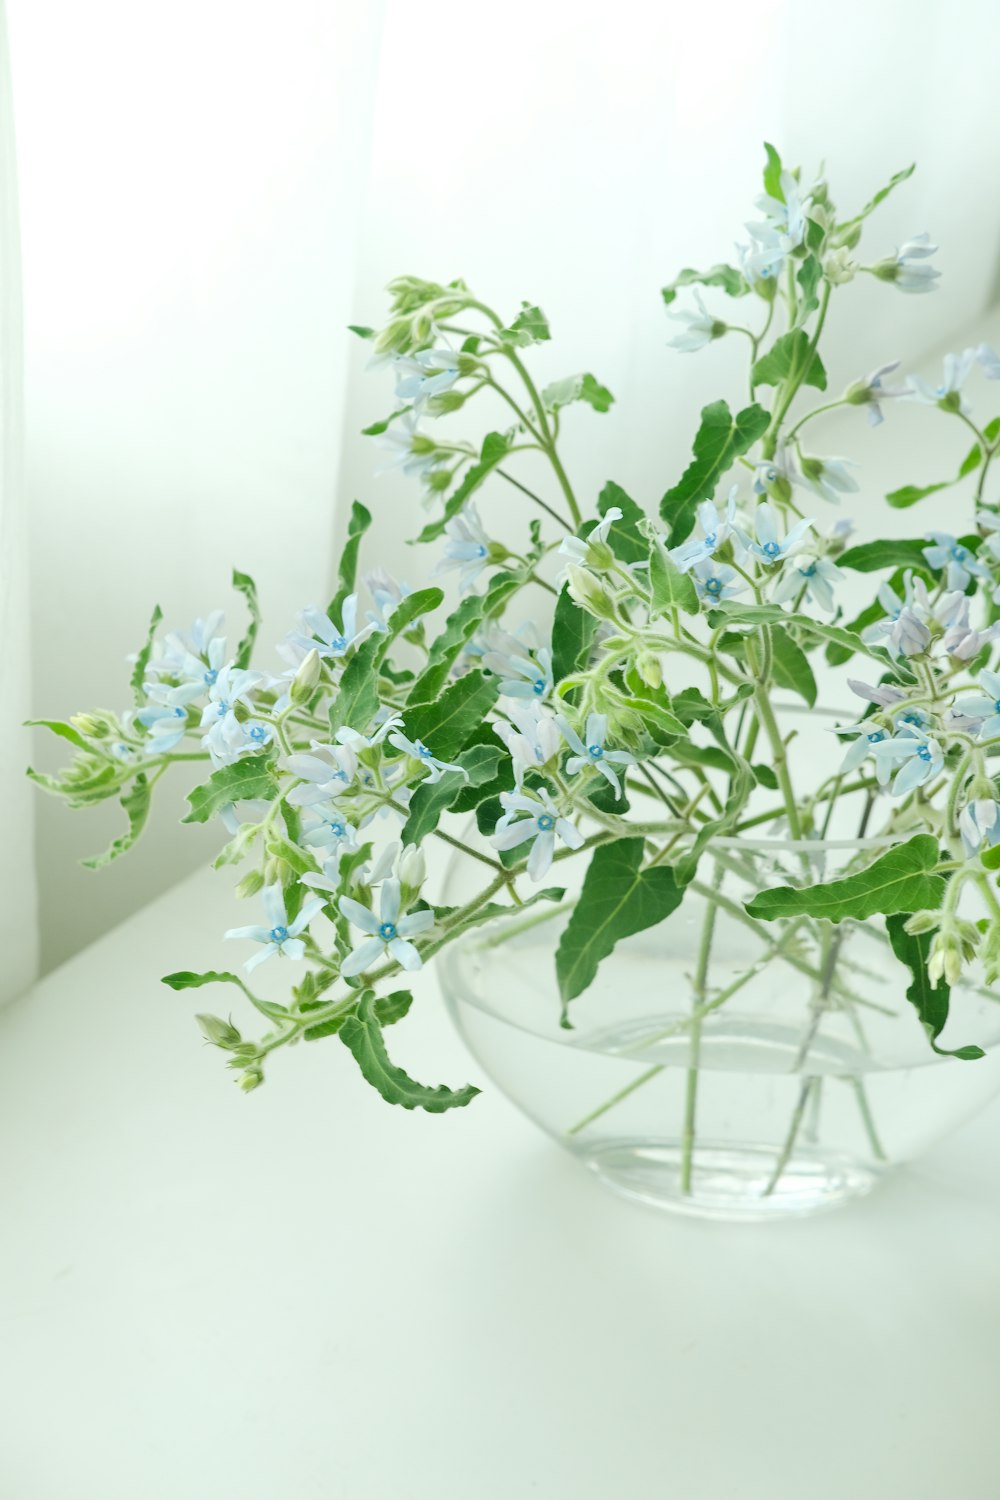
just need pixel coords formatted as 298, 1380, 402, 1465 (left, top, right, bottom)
8, 0, 1000, 971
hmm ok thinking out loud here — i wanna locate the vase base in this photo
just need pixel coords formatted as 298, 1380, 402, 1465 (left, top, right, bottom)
580, 1137, 883, 1221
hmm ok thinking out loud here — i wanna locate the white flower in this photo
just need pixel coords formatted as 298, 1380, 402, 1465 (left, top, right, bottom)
669, 490, 742, 572
922, 532, 991, 591
749, 170, 809, 253
960, 799, 1000, 858
393, 347, 462, 408
338, 879, 434, 976
136, 697, 190, 754
494, 699, 562, 785
953, 669, 1000, 741
905, 348, 978, 413
374, 410, 446, 478
279, 595, 375, 668
846, 360, 907, 427
435, 501, 492, 592
877, 233, 940, 294
198, 665, 266, 765
666, 291, 723, 353
481, 639, 553, 701
736, 236, 785, 286
835, 720, 892, 775
794, 454, 859, 506
299, 803, 359, 855
824, 247, 857, 286
224, 885, 324, 973
143, 611, 227, 690
282, 741, 359, 807
556, 712, 636, 795
364, 568, 411, 630
772, 553, 842, 613
746, 501, 813, 565
559, 507, 623, 567
976, 343, 1000, 381
387, 727, 467, 784
491, 788, 584, 881
871, 728, 944, 795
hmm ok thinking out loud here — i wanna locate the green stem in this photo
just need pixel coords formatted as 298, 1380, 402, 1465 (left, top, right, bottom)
680, 864, 722, 1195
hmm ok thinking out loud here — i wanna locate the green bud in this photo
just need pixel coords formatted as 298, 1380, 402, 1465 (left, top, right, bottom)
870, 257, 901, 285
196, 1013, 242, 1049
937, 390, 963, 414
290, 648, 322, 706
585, 539, 616, 572
824, 247, 857, 286
903, 910, 939, 936
635, 651, 663, 690
424, 389, 466, 416
487, 541, 512, 565
425, 467, 454, 493
235, 868, 265, 899
844, 379, 871, 407
238, 1066, 265, 1092
565, 564, 618, 622
70, 712, 111, 739
373, 317, 413, 356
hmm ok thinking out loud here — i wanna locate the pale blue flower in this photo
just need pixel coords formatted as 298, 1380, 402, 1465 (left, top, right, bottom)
374, 410, 446, 478
848, 678, 907, 711
556, 711, 636, 795
747, 501, 813, 565
736, 236, 785, 286
482, 642, 553, 700
144, 611, 227, 689
871, 728, 944, 795
906, 348, 977, 412
977, 343, 1000, 381
435, 501, 492, 591
750, 170, 809, 253
283, 741, 359, 807
491, 788, 584, 881
559, 507, 623, 567
667, 291, 722, 353
669, 490, 742, 572
953, 668, 1000, 741
922, 532, 990, 592
394, 347, 461, 407
224, 885, 324, 973
835, 721, 891, 775
886, 233, 940, 294
794, 454, 859, 506
363, 568, 411, 630
136, 699, 190, 754
772, 553, 842, 613
960, 798, 1000, 858
857, 360, 907, 427
494, 700, 562, 786
280, 595, 375, 669
691, 558, 745, 604
300, 803, 359, 855
387, 727, 468, 783
338, 878, 434, 976
199, 665, 266, 764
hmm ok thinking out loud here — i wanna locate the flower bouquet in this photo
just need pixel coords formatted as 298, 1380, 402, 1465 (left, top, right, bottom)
32, 145, 1000, 1218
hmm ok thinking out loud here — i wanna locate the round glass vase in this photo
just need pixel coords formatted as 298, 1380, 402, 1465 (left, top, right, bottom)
438, 835, 1000, 1221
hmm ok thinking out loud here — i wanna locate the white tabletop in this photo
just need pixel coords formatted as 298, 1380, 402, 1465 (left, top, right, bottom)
2, 865, 1000, 1499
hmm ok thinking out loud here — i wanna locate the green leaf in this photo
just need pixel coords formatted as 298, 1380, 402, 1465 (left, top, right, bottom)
26, 719, 91, 751
705, 601, 788, 627
551, 584, 597, 683
338, 992, 480, 1112
499, 302, 550, 347
886, 433, 990, 509
162, 969, 246, 991
541, 372, 614, 414
745, 835, 946, 924
401, 743, 504, 844
838, 164, 915, 231
556, 838, 685, 1007
649, 541, 699, 616
232, 570, 261, 670
327, 501, 372, 620
81, 772, 152, 868
182, 757, 279, 824
769, 625, 817, 707
886, 915, 984, 1060
347, 324, 375, 340
596, 482, 649, 564
796, 254, 822, 317
265, 833, 319, 878
130, 604, 163, 704
406, 594, 485, 706
661, 264, 748, 308
762, 141, 784, 201
837, 538, 934, 574
413, 431, 511, 545
400, 670, 498, 763
303, 988, 413, 1042
660, 401, 770, 545
751, 330, 827, 393
329, 587, 444, 736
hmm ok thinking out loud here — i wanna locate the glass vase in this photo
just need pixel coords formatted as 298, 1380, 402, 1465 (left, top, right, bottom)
439, 835, 1000, 1221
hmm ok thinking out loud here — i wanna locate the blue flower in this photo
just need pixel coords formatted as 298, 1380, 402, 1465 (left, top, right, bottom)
669, 490, 742, 573
559, 507, 622, 568
137, 696, 191, 753
691, 558, 745, 604
482, 641, 553, 701
494, 701, 562, 786
771, 553, 842, 613
283, 742, 359, 807
338, 878, 434, 976
491, 789, 584, 881
870, 728, 944, 795
224, 885, 324, 973
960, 798, 1000, 858
922, 532, 990, 592
746, 501, 813, 565
387, 728, 468, 784
835, 721, 892, 775
556, 711, 636, 795
435, 501, 493, 592
199, 665, 267, 765
953, 668, 1000, 741
393, 347, 462, 408
282, 595, 375, 668
300, 803, 359, 855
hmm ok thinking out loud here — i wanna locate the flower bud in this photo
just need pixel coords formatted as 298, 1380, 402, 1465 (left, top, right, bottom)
235, 868, 265, 899
565, 564, 618, 622
635, 650, 663, 690
238, 1066, 265, 1092
290, 648, 322, 706
903, 910, 939, 936
196, 1013, 242, 1049
585, 539, 616, 572
824, 247, 857, 286
71, 712, 112, 739
398, 844, 426, 892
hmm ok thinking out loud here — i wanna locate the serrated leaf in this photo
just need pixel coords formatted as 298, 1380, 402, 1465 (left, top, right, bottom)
338, 991, 480, 1112
400, 670, 498, 763
837, 538, 935, 574
796, 254, 822, 317
413, 432, 511, 545
556, 838, 685, 1007
661, 263, 748, 308
649, 541, 699, 616
183, 758, 279, 824
401, 743, 504, 844
751, 330, 827, 393
660, 401, 770, 545
329, 587, 444, 736
596, 481, 648, 564
303, 987, 413, 1043
745, 835, 945, 924
130, 604, 163, 704
886, 915, 984, 1059
499, 302, 550, 347
265, 833, 318, 877
27, 719, 91, 751
406, 594, 484, 706
327, 501, 372, 621
769, 626, 817, 707
81, 772, 152, 868
162, 969, 246, 991
232, 570, 261, 670
838, 164, 915, 232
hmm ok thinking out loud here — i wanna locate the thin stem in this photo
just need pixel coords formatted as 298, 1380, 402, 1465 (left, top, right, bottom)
680, 863, 722, 1195
762, 1077, 816, 1197
495, 467, 573, 531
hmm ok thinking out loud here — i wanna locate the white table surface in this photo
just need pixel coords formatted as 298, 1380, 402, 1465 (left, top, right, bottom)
3, 865, 1000, 1500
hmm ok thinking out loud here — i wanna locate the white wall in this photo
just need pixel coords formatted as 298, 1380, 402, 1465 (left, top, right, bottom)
10, 0, 1000, 970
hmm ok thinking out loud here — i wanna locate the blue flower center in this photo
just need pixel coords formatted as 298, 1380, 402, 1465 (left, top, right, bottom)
867, 731, 884, 743
532, 678, 545, 695
329, 635, 347, 652
588, 744, 604, 759
248, 725, 267, 742
379, 921, 398, 941
415, 741, 433, 758
475, 545, 487, 558
203, 668, 218, 686
536, 814, 555, 831
951, 545, 967, 561
899, 712, 922, 726
173, 707, 186, 719
800, 563, 817, 577
993, 699, 1000, 714
917, 746, 932, 762
329, 821, 345, 837
270, 925, 288, 943
704, 531, 717, 546
216, 701, 229, 717
333, 769, 349, 783
705, 577, 723, 596
762, 540, 780, 558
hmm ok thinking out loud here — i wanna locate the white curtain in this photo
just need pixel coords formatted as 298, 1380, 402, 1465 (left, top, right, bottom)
0, 0, 36, 1003
7, 0, 1000, 973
